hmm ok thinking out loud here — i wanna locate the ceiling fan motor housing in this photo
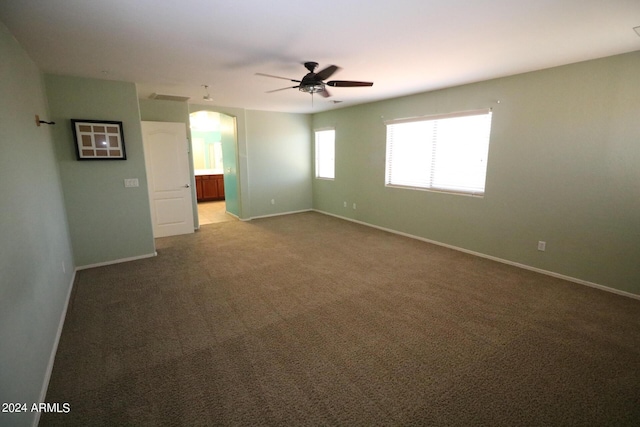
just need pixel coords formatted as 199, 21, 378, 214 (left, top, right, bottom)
257, 62, 373, 98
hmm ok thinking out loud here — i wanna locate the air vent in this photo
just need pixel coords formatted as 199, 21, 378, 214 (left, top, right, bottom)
148, 93, 190, 102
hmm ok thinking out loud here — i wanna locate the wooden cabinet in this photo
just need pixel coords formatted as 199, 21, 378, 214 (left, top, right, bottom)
216, 176, 225, 199
196, 177, 204, 200
195, 174, 225, 202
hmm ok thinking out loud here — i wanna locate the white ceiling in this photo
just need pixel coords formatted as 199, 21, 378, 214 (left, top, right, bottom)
2, 0, 639, 114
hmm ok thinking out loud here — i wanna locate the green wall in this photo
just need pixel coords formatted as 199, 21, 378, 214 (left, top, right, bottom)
138, 98, 190, 124
187, 105, 312, 220
313, 52, 640, 295
245, 110, 312, 218
0, 23, 75, 427
45, 75, 155, 267
220, 113, 240, 217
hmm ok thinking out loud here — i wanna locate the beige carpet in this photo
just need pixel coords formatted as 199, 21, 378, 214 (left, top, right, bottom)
42, 212, 640, 426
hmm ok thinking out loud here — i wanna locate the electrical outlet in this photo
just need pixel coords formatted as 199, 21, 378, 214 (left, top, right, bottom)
352, 203, 357, 210
271, 199, 275, 205
124, 178, 139, 188
343, 201, 347, 208
537, 241, 546, 251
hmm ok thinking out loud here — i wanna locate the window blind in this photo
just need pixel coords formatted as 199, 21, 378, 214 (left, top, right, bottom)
385, 109, 492, 195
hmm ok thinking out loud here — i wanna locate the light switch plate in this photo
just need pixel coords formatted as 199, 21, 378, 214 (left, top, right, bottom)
124, 178, 139, 187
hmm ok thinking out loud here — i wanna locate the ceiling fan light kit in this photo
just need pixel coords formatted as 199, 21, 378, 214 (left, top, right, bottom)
256, 61, 373, 100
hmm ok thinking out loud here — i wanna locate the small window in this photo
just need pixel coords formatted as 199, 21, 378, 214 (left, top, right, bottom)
315, 129, 335, 179
385, 109, 492, 196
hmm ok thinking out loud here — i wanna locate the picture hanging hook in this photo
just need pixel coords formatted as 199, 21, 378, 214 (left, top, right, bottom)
35, 115, 56, 126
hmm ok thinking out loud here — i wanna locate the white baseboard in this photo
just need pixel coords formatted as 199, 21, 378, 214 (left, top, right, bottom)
225, 210, 240, 220
76, 252, 157, 271
314, 209, 640, 301
245, 208, 313, 221
33, 268, 77, 427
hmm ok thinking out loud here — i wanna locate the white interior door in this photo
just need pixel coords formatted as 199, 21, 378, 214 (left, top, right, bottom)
142, 121, 195, 238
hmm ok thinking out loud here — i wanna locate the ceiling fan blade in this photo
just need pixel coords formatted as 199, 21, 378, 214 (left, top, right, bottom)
315, 65, 340, 81
266, 85, 300, 93
255, 73, 301, 83
318, 88, 331, 98
327, 80, 374, 87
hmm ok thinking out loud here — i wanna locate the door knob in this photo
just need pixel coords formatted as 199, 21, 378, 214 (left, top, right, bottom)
184, 184, 190, 188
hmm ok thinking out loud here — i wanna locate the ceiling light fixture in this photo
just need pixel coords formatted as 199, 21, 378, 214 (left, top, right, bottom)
202, 85, 213, 101
298, 83, 326, 94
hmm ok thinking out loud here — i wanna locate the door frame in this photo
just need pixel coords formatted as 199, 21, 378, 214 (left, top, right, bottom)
188, 109, 243, 225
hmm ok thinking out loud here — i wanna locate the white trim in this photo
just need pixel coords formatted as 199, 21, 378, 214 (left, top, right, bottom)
384, 108, 492, 126
385, 183, 485, 198
245, 208, 313, 221
313, 209, 640, 301
225, 210, 240, 220
76, 252, 157, 271
33, 269, 77, 427
313, 126, 335, 132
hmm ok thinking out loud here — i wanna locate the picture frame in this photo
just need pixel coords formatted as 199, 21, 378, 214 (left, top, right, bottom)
71, 119, 127, 160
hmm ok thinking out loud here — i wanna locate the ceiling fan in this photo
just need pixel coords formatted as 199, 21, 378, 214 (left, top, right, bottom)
256, 62, 373, 98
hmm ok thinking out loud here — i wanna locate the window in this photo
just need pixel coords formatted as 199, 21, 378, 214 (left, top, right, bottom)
385, 109, 492, 196
315, 129, 335, 179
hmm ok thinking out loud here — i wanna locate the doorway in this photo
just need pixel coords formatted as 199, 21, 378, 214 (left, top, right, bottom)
189, 110, 239, 225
